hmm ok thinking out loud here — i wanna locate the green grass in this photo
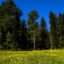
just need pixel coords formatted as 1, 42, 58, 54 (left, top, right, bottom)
0, 50, 64, 64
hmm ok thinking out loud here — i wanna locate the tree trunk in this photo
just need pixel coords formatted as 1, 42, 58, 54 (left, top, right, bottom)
33, 35, 35, 50
60, 36, 61, 48
50, 33, 53, 49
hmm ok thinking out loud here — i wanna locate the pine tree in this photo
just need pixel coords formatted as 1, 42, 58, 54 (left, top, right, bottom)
49, 12, 58, 49
60, 14, 64, 48
0, 0, 22, 50
56, 13, 63, 48
28, 10, 39, 50
40, 18, 50, 49
17, 20, 27, 50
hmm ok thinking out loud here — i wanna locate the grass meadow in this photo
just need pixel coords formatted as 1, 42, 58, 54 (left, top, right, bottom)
0, 50, 64, 64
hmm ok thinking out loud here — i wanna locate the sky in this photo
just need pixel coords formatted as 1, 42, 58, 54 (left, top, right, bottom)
0, 0, 64, 30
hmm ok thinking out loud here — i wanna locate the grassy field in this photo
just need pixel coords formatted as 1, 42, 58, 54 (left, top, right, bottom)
0, 50, 64, 64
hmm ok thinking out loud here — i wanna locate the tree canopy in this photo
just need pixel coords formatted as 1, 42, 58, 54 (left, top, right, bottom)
0, 0, 64, 50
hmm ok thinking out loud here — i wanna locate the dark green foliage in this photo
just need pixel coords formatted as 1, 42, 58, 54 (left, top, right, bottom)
57, 14, 64, 48
39, 18, 50, 49
0, 0, 64, 50
0, 0, 26, 50
49, 12, 58, 49
28, 10, 39, 50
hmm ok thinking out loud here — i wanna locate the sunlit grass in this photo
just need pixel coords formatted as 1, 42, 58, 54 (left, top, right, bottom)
0, 50, 64, 64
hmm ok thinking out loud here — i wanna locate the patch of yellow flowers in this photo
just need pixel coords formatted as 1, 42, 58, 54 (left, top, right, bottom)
0, 50, 64, 64
0, 50, 64, 57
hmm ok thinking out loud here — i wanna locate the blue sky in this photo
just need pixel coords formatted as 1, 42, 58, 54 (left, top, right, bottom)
0, 0, 64, 30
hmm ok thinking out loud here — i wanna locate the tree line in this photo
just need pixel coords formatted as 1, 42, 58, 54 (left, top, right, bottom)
0, 0, 64, 50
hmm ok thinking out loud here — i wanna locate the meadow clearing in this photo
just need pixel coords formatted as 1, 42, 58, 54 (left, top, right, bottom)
0, 50, 64, 64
